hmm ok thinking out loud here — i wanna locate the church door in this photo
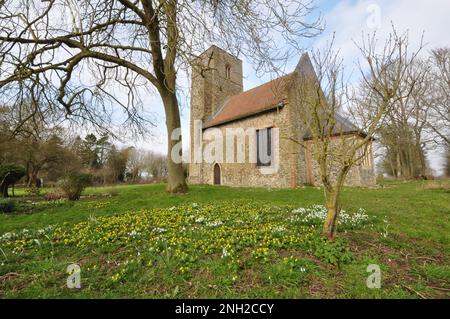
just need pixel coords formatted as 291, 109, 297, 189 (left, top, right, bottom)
214, 164, 221, 185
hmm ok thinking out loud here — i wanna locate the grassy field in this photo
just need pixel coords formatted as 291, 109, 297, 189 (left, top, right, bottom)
0, 181, 449, 298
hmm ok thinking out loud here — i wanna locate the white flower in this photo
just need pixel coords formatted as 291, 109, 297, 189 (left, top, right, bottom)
0, 232, 15, 241
221, 248, 229, 258
206, 220, 223, 227
128, 230, 138, 237
155, 227, 166, 233
271, 226, 286, 234
291, 205, 369, 228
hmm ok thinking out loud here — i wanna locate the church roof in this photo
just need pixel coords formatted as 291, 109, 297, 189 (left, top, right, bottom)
204, 74, 292, 128
202, 51, 364, 139
302, 112, 366, 140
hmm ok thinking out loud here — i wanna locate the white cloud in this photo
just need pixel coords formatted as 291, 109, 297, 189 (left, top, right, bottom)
315, 0, 450, 67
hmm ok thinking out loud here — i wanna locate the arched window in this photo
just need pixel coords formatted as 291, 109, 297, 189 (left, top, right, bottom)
225, 65, 231, 79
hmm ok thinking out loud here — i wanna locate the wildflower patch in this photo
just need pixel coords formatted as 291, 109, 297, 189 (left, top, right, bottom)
0, 201, 372, 270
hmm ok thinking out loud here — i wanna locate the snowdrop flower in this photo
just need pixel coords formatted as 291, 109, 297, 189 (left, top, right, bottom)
128, 230, 138, 237
221, 248, 229, 258
206, 221, 223, 227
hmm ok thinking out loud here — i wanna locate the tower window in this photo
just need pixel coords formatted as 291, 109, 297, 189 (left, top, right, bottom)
225, 65, 231, 79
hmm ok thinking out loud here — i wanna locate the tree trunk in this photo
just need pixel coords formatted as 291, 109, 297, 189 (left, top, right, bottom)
0, 172, 10, 197
161, 91, 188, 194
416, 142, 427, 178
27, 172, 40, 188
0, 183, 8, 198
323, 190, 341, 240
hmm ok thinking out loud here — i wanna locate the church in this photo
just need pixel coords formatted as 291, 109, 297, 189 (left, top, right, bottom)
188, 46, 375, 188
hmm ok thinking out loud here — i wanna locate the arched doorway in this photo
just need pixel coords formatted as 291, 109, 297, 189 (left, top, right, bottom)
213, 164, 221, 185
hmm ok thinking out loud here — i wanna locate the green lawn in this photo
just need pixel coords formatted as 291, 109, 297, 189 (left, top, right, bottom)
0, 181, 449, 298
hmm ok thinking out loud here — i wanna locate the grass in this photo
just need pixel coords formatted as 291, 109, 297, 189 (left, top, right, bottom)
0, 181, 449, 298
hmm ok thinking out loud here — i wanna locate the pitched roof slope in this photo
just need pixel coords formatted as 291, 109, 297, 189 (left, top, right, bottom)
303, 112, 365, 140
204, 74, 292, 128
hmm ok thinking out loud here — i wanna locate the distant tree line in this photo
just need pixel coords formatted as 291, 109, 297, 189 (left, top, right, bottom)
0, 105, 167, 196
375, 48, 450, 179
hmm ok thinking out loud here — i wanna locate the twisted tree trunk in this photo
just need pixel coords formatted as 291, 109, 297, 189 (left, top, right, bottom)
161, 91, 187, 194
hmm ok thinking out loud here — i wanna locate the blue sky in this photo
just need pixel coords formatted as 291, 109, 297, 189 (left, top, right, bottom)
128, 0, 450, 174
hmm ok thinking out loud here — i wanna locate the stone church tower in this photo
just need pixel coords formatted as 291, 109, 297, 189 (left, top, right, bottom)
189, 46, 243, 183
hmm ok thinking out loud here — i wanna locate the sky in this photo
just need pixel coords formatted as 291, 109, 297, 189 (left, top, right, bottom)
127, 0, 450, 175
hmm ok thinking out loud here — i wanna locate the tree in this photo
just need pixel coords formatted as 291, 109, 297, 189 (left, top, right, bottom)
0, 164, 26, 197
293, 29, 424, 239
126, 147, 147, 182
104, 145, 131, 183
143, 151, 168, 180
75, 134, 111, 170
0, 101, 74, 186
58, 172, 93, 200
18, 132, 69, 187
0, 106, 15, 165
0, 0, 322, 193
378, 60, 431, 179
379, 123, 428, 179
446, 145, 450, 177
428, 48, 450, 146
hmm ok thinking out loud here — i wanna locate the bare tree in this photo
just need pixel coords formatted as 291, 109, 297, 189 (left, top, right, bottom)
0, 0, 322, 193
428, 48, 450, 146
377, 59, 431, 179
142, 150, 167, 180
126, 147, 150, 182
292, 29, 424, 239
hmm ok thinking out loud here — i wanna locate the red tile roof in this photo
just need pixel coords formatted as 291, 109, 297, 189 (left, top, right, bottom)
204, 74, 292, 128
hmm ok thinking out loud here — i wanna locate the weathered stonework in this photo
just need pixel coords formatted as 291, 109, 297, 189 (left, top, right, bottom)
304, 138, 376, 187
188, 46, 375, 188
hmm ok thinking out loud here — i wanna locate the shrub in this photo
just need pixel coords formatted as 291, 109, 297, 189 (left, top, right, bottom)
310, 237, 353, 265
44, 188, 66, 201
57, 173, 93, 201
0, 200, 15, 213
